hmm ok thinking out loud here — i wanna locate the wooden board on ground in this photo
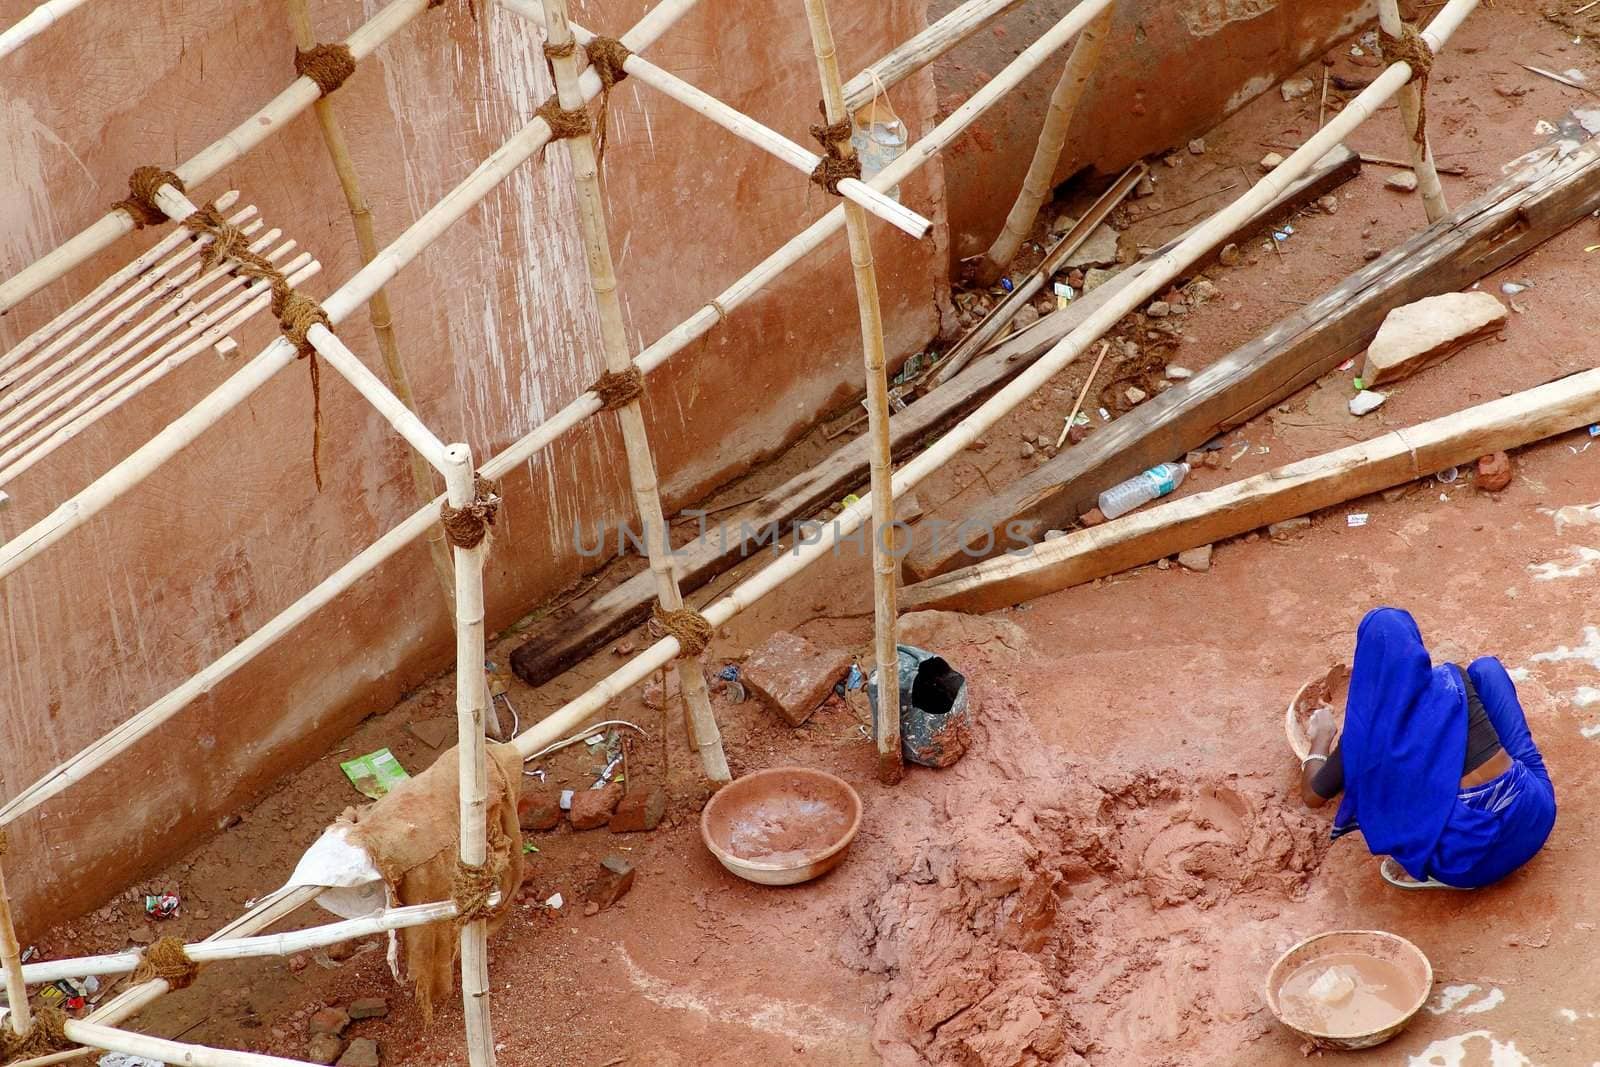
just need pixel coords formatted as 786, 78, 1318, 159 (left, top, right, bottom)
902, 366, 1600, 613
900, 135, 1600, 581
507, 147, 1359, 687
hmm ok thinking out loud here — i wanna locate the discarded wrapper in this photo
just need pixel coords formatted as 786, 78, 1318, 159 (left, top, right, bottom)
340, 747, 410, 800
144, 892, 180, 920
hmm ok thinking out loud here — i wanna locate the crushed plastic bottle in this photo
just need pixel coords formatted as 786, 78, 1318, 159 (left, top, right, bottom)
1097, 462, 1189, 521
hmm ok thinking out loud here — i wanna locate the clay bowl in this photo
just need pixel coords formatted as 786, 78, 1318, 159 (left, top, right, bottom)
1264, 930, 1433, 1050
700, 767, 862, 886
1286, 662, 1351, 762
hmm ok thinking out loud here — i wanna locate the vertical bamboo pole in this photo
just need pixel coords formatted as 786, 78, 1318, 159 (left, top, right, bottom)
801, 0, 903, 785
1376, 0, 1448, 221
442, 445, 494, 1067
974, 4, 1113, 285
0, 846, 32, 1040
539, 0, 731, 783
285, 0, 456, 609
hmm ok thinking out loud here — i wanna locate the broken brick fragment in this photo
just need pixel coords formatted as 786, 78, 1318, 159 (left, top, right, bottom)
587, 854, 636, 910
741, 630, 852, 726
569, 783, 624, 830
609, 786, 667, 833
1476, 451, 1512, 492
517, 788, 563, 832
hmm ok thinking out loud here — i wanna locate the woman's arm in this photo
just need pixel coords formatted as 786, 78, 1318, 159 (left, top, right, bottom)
1301, 706, 1338, 807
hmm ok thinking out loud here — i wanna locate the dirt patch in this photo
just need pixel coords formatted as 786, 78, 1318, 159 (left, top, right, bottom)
839, 690, 1328, 1066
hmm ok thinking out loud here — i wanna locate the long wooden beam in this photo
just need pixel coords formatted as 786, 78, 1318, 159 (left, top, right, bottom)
902, 132, 1600, 581
902, 365, 1600, 613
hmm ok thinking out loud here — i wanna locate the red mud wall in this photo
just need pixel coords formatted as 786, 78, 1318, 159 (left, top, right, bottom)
932, 0, 1370, 260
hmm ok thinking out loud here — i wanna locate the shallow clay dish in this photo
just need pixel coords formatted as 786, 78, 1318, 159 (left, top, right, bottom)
1264, 930, 1433, 1050
1286, 662, 1351, 762
700, 767, 863, 886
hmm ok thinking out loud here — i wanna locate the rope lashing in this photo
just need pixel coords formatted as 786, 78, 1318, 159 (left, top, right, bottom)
651, 602, 714, 658
1378, 24, 1435, 147
809, 105, 860, 196
535, 95, 594, 141
439, 474, 501, 550
0, 829, 7, 856
451, 860, 500, 927
583, 36, 632, 166
112, 166, 186, 229
589, 366, 643, 411
295, 42, 357, 96
707, 299, 729, 324
183, 205, 330, 490
0, 1006, 72, 1063
130, 936, 201, 990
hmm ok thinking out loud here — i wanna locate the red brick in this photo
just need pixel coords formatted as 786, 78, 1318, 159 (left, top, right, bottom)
517, 788, 563, 832
1477, 451, 1513, 492
609, 786, 667, 833
307, 1006, 350, 1037
741, 630, 853, 726
568, 783, 623, 830
586, 854, 636, 910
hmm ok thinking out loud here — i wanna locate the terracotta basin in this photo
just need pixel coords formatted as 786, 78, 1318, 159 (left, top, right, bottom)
1264, 930, 1433, 1050
700, 767, 862, 886
1286, 662, 1351, 762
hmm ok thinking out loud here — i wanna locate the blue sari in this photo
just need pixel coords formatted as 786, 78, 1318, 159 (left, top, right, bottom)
1330, 608, 1556, 887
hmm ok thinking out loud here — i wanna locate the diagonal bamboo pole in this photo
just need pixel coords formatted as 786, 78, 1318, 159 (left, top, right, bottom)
284, 0, 456, 608
539, 0, 730, 783
799, 0, 902, 784
0, 0, 90, 60
839, 0, 1024, 112
441, 445, 495, 1067
1376, 0, 1448, 220
973, 3, 1114, 285
0, 848, 32, 1040
62, 1021, 317, 1067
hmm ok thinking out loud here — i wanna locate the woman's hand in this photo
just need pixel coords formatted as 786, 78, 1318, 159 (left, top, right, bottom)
1308, 706, 1336, 749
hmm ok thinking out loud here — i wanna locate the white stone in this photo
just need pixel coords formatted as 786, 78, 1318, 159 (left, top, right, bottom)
1063, 224, 1120, 269
1165, 365, 1194, 380
1125, 386, 1148, 405
1177, 544, 1213, 572
1280, 77, 1316, 101
1361, 291, 1509, 386
1385, 171, 1419, 192
1260, 152, 1285, 171
1349, 390, 1388, 416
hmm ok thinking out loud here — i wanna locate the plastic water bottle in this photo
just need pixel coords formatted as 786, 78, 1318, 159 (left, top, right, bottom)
1097, 462, 1189, 520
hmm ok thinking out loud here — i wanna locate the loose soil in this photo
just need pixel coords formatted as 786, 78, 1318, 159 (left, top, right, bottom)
26, 1, 1600, 1063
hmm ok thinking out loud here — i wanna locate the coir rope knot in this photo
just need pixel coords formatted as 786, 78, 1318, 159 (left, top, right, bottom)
584, 36, 632, 165
295, 43, 357, 96
451, 860, 500, 926
535, 95, 593, 141
131, 936, 201, 990
809, 107, 860, 196
439, 474, 501, 550
112, 166, 186, 228
651, 602, 713, 658
589, 366, 643, 410
0, 1006, 72, 1062
1378, 24, 1435, 147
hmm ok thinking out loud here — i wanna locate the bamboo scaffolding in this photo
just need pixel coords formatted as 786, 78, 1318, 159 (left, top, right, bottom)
0, 193, 247, 381
0, 0, 438, 315
974, 3, 1114, 284
539, 0, 730, 783
442, 445, 495, 1067
0, 0, 1099, 826
505, 0, 1482, 763
0, 852, 31, 1040
0, 255, 322, 488
800, 0, 903, 784
839, 0, 1024, 113
285, 0, 456, 608
496, 0, 931, 239
306, 325, 449, 473
1377, 0, 1449, 220
0, 0, 91, 60
0, 0, 702, 586
64, 1021, 317, 1067
19, 896, 491, 985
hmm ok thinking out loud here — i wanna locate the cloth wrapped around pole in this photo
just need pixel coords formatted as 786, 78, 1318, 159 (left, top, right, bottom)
867, 644, 972, 768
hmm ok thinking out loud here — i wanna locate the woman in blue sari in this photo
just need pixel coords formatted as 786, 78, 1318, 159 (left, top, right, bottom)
1297, 607, 1556, 889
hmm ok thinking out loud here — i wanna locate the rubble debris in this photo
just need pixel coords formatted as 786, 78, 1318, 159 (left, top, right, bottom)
569, 783, 624, 830
1363, 247, 1383, 261
1218, 242, 1241, 266
1133, 173, 1156, 198
1269, 517, 1311, 541
1317, 193, 1339, 214
588, 854, 636, 911
1124, 387, 1148, 406
336, 1038, 380, 1067
1188, 138, 1206, 155
1021, 441, 1037, 458
1477, 451, 1513, 492
1013, 304, 1040, 330
517, 789, 563, 832
1281, 76, 1316, 101
1061, 224, 1120, 270
1165, 365, 1193, 380
1177, 544, 1214, 572
1385, 171, 1419, 192
307, 1006, 351, 1037
308, 1035, 345, 1065
610, 786, 667, 833
1082, 267, 1118, 292
1362, 291, 1508, 386
348, 998, 389, 1020
1260, 152, 1285, 171
1186, 278, 1219, 304
1146, 300, 1170, 318
742, 630, 853, 726
1349, 390, 1388, 416
1080, 507, 1107, 527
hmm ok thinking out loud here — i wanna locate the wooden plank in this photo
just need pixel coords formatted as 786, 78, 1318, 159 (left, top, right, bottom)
506, 147, 1359, 687
902, 366, 1600, 614
901, 135, 1600, 581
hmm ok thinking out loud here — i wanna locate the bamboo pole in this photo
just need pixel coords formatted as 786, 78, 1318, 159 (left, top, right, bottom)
306, 325, 449, 474
800, 0, 902, 784
442, 445, 495, 1067
0, 0, 1099, 827
0, 852, 31, 1040
540, 0, 730, 783
0, 256, 322, 488
0, 0, 704, 585
284, 0, 456, 608
0, 193, 245, 379
839, 0, 1024, 113
0, 0, 91, 60
1376, 0, 1449, 221
496, 0, 930, 239
0, 0, 438, 314
973, 4, 1114, 285
63, 1021, 317, 1067
506, 0, 1483, 763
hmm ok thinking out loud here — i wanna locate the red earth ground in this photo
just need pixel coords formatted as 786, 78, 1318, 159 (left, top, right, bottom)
24, 1, 1600, 1063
